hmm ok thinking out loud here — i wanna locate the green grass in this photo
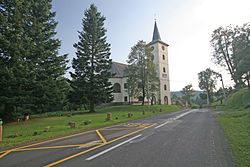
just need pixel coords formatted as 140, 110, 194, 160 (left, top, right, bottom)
214, 88, 250, 166
0, 105, 181, 148
213, 88, 250, 111
218, 109, 250, 167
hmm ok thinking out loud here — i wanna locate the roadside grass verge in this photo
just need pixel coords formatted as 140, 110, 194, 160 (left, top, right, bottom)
218, 109, 250, 167
0, 105, 181, 148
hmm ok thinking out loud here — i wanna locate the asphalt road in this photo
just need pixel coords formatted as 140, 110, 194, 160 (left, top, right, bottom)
0, 109, 234, 167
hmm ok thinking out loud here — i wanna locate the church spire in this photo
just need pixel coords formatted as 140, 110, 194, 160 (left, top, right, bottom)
152, 21, 161, 42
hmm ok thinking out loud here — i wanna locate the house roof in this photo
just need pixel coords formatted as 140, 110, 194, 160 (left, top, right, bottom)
109, 62, 128, 78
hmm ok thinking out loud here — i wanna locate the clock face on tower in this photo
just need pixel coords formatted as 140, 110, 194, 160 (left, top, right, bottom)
151, 46, 154, 51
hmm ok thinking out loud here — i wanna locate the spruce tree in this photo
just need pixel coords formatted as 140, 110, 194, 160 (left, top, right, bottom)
0, 0, 68, 121
26, 0, 68, 113
71, 4, 113, 112
0, 0, 35, 120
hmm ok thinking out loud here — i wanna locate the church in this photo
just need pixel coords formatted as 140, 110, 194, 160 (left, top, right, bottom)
109, 21, 171, 105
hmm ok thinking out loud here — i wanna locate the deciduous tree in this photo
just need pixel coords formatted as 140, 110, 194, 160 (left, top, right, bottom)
210, 23, 250, 88
198, 68, 217, 104
234, 23, 250, 90
126, 40, 159, 105
180, 84, 195, 106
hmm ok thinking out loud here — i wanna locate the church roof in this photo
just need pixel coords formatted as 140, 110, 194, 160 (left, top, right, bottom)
148, 21, 169, 46
109, 62, 128, 78
152, 21, 161, 41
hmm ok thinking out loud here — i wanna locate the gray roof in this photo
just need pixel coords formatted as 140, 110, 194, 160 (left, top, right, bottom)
109, 62, 128, 78
152, 21, 161, 41
148, 21, 169, 46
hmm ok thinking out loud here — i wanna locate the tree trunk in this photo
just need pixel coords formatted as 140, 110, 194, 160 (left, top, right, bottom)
4, 104, 14, 122
89, 102, 95, 112
142, 86, 145, 106
206, 89, 210, 105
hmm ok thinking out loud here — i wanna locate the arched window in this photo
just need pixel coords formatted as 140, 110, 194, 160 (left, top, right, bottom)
163, 67, 166, 73
163, 55, 165, 60
162, 45, 165, 50
113, 83, 121, 93
164, 84, 167, 90
164, 96, 168, 105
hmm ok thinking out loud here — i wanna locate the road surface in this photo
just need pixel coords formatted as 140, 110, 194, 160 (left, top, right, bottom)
0, 109, 234, 167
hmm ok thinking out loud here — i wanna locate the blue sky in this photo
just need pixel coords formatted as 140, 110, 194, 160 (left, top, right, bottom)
52, 0, 250, 91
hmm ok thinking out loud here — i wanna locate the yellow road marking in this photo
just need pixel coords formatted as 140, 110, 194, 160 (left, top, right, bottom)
44, 143, 106, 167
0, 124, 148, 154
0, 122, 155, 160
44, 123, 156, 167
107, 123, 156, 144
101, 127, 140, 130
0, 129, 97, 158
96, 130, 107, 144
13, 143, 102, 151
0, 122, 125, 158
0, 150, 13, 158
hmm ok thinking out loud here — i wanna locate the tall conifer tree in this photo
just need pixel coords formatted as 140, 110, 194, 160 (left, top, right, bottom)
70, 4, 113, 112
0, 0, 68, 121
27, 0, 68, 113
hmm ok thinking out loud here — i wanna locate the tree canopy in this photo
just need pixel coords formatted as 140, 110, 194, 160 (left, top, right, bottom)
0, 0, 68, 121
198, 68, 217, 104
210, 22, 250, 89
126, 40, 159, 105
70, 4, 113, 112
180, 84, 195, 105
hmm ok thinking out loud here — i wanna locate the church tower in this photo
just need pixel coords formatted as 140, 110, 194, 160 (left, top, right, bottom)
148, 21, 171, 105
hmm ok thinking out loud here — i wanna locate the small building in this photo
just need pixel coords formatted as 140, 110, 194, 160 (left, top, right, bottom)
109, 21, 171, 105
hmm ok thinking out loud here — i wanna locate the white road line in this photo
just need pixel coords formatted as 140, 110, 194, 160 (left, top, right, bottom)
155, 110, 194, 129
86, 134, 142, 161
155, 121, 171, 129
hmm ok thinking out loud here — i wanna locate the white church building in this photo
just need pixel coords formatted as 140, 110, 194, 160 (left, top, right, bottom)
109, 21, 171, 105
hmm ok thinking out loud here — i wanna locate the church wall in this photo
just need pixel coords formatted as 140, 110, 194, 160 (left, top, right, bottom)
158, 44, 171, 105
109, 22, 171, 105
149, 42, 171, 105
109, 77, 129, 103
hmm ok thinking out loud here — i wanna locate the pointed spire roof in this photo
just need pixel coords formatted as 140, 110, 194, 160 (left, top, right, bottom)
152, 21, 161, 41
148, 21, 169, 46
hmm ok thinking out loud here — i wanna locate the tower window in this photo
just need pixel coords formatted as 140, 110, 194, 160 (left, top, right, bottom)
163, 55, 165, 60
113, 83, 121, 93
164, 84, 167, 90
162, 45, 165, 50
163, 67, 166, 73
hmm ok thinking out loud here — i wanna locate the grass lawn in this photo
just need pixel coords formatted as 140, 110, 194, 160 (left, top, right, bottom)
0, 105, 181, 148
218, 109, 250, 167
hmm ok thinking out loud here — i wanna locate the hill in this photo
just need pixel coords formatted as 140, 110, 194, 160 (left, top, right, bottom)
171, 91, 203, 99
225, 88, 250, 110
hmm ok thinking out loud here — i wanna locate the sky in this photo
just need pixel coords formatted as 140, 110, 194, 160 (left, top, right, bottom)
52, 0, 250, 91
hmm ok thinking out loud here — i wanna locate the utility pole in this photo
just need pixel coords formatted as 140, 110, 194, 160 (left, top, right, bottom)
219, 74, 227, 105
